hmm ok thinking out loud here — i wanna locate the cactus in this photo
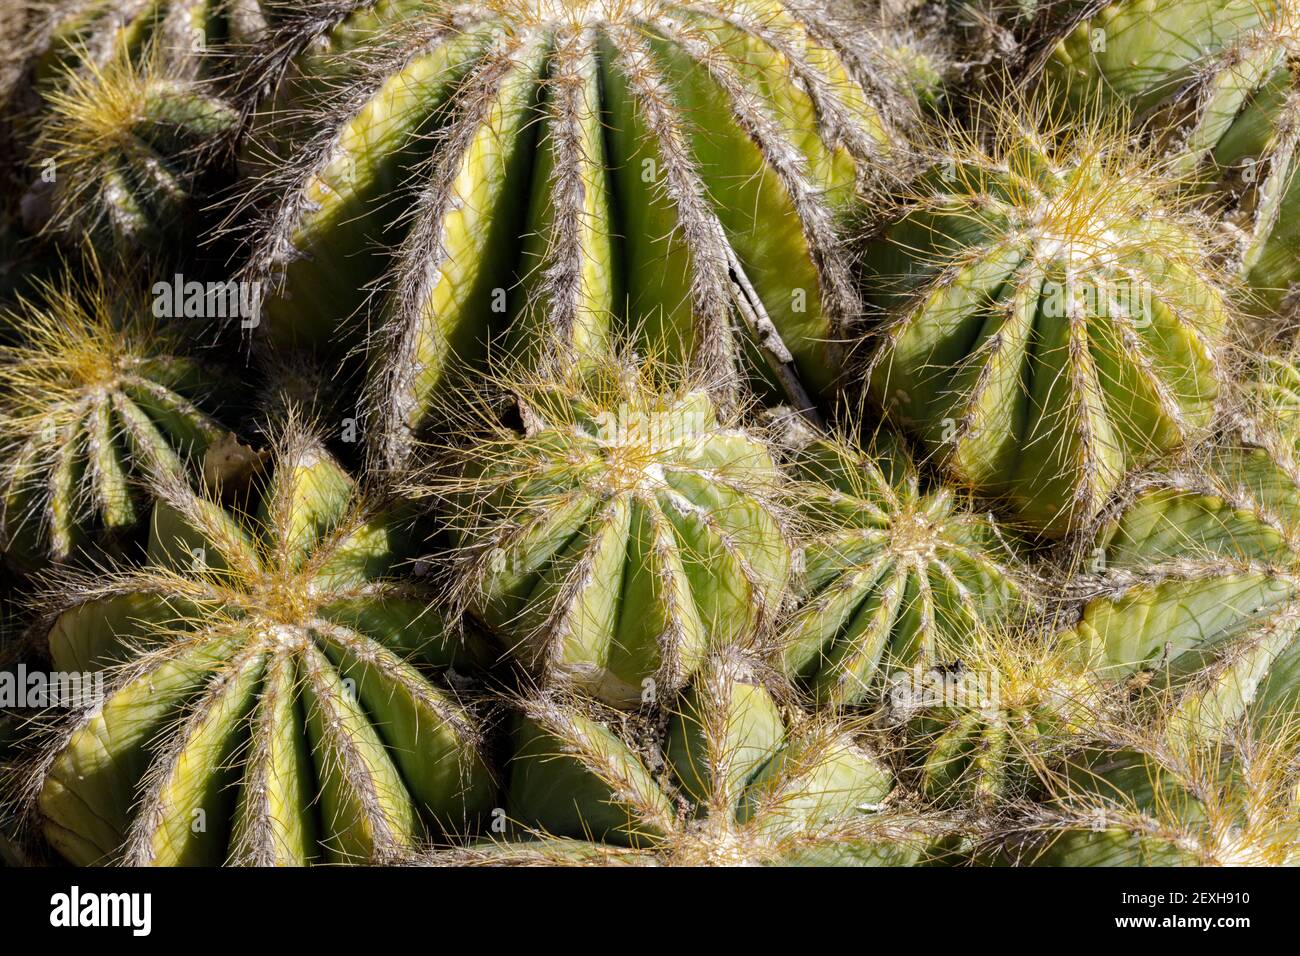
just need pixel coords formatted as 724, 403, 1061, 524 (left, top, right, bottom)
24, 424, 494, 865
1005, 724, 1300, 866
1067, 436, 1300, 744
8, 0, 259, 256
421, 355, 790, 708
20, 50, 238, 254
898, 628, 1104, 807
779, 428, 1031, 708
430, 652, 949, 865
1042, 0, 1300, 317
241, 0, 929, 458
20, 0, 266, 87
864, 107, 1233, 537
0, 261, 229, 565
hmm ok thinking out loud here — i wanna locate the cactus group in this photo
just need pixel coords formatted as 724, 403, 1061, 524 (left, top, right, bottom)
3, 0, 1300, 874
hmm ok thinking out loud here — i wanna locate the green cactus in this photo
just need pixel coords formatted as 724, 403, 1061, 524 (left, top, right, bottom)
898, 629, 1105, 807
27, 425, 494, 865
864, 109, 1233, 537
779, 428, 1030, 708
241, 0, 928, 459
0, 263, 229, 565
1042, 0, 1300, 317
422, 356, 790, 708
431, 652, 949, 865
21, 52, 239, 254
1066, 437, 1300, 745
10, 1, 257, 255
1006, 726, 1300, 866
22, 0, 267, 86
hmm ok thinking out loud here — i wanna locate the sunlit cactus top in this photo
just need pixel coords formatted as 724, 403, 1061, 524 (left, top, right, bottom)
779, 426, 1030, 709
418, 354, 791, 708
242, 0, 926, 457
27, 425, 495, 866
21, 52, 238, 254
0, 262, 227, 565
864, 107, 1233, 537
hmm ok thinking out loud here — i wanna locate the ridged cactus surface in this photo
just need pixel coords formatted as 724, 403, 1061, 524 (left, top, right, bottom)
30, 428, 494, 865
1068, 439, 1300, 743
243, 0, 925, 456
9, 2, 252, 255
781, 430, 1029, 707
865, 115, 1232, 536
5, 0, 1300, 876
0, 266, 227, 564
432, 653, 942, 865
1043, 0, 1300, 316
1011, 730, 1300, 865
423, 359, 790, 707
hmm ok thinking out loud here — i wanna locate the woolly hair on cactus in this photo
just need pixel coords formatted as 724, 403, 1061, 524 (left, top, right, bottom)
1003, 722, 1300, 866
0, 259, 230, 567
427, 651, 949, 865
238, 0, 927, 459
1040, 0, 1300, 320
22, 423, 495, 866
18, 47, 240, 255
775, 422, 1031, 709
1064, 432, 1300, 746
414, 351, 791, 709
863, 103, 1234, 538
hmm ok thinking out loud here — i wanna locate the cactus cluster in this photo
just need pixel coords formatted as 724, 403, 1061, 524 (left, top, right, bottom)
2, 0, 1300, 873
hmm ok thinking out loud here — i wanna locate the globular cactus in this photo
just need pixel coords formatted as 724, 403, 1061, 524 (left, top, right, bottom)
1042, 0, 1300, 319
1005, 724, 1300, 866
430, 651, 949, 865
9, 1, 258, 255
20, 0, 266, 86
242, 0, 929, 458
778, 426, 1031, 708
421, 356, 790, 708
0, 263, 228, 565
898, 628, 1104, 807
1068, 435, 1300, 744
864, 107, 1233, 537
21, 52, 239, 254
25, 425, 494, 865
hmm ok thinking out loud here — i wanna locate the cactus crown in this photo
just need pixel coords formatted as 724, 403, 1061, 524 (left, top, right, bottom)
866, 101, 1234, 536
1042, 1, 1300, 315
23, 422, 493, 866
416, 351, 791, 707
779, 427, 1030, 708
26, 47, 237, 252
901, 621, 1105, 806
0, 259, 225, 562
